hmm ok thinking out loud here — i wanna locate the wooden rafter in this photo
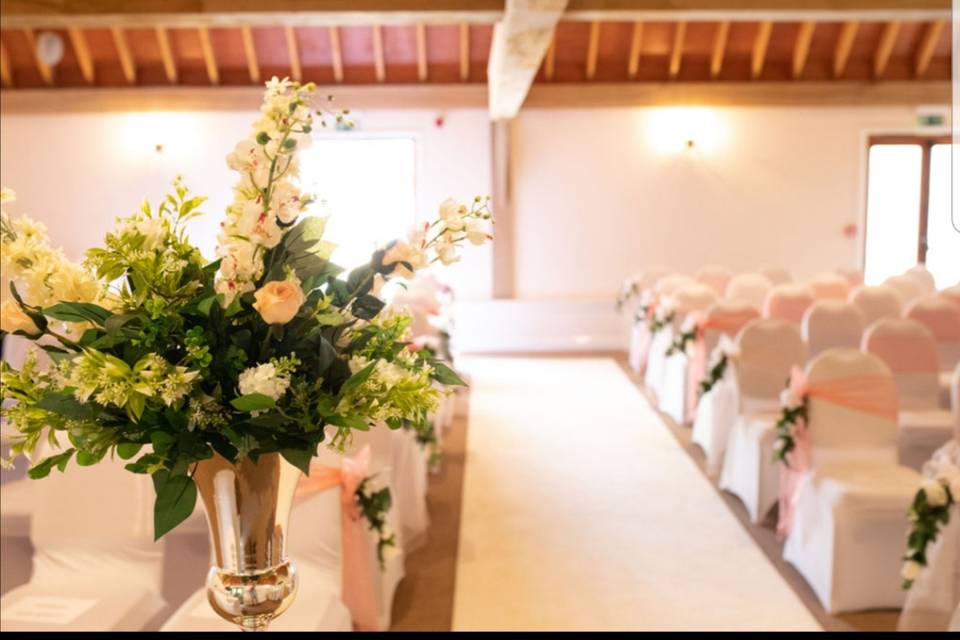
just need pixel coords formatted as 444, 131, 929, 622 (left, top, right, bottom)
240, 25, 260, 83
669, 21, 686, 79
710, 21, 729, 79
544, 34, 556, 81
371, 24, 385, 83
415, 23, 428, 82
914, 20, 944, 77
751, 20, 773, 79
155, 26, 178, 84
22, 28, 53, 85
284, 25, 301, 81
833, 20, 858, 77
627, 21, 643, 79
110, 26, 136, 84
328, 26, 344, 83
459, 22, 470, 81
197, 26, 218, 84
873, 21, 900, 78
67, 27, 94, 84
0, 40, 11, 87
792, 21, 815, 78
585, 21, 600, 80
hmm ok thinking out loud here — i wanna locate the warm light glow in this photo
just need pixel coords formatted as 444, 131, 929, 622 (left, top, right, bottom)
644, 107, 727, 155
116, 112, 208, 163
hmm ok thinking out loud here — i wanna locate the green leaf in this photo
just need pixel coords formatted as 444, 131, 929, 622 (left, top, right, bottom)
43, 302, 113, 325
280, 447, 313, 475
27, 449, 76, 479
36, 392, 101, 421
76, 450, 105, 466
117, 443, 143, 460
197, 295, 220, 317
326, 413, 370, 431
152, 471, 198, 540
150, 431, 176, 456
347, 264, 374, 296
231, 393, 277, 412
431, 361, 467, 386
352, 294, 385, 320
340, 362, 376, 395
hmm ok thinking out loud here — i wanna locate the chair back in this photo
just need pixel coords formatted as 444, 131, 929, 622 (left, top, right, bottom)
836, 267, 864, 287
905, 296, 960, 371
761, 267, 793, 285
849, 284, 902, 328
763, 283, 815, 324
695, 265, 733, 297
802, 300, 864, 358
862, 318, 940, 410
905, 265, 937, 293
938, 284, 960, 312
808, 272, 851, 300
735, 319, 805, 402
654, 273, 695, 297
701, 300, 760, 354
725, 272, 773, 310
884, 274, 925, 306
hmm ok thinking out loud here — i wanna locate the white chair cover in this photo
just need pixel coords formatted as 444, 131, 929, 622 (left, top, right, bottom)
807, 272, 851, 301
849, 284, 902, 328
905, 265, 938, 294
939, 285, 960, 313
906, 296, 960, 372
717, 320, 806, 521
885, 274, 925, 306
782, 349, 921, 613
761, 267, 793, 286
695, 265, 733, 297
801, 300, 864, 359
836, 267, 864, 287
724, 273, 773, 310
762, 284, 814, 325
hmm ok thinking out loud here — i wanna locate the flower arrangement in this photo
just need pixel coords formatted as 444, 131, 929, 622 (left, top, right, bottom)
698, 336, 738, 397
0, 78, 492, 539
773, 385, 806, 465
355, 477, 398, 567
665, 315, 699, 357
901, 455, 958, 588
646, 298, 675, 336
615, 277, 641, 312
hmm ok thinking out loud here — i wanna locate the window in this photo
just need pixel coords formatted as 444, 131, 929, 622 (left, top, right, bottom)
864, 135, 958, 288
298, 136, 417, 271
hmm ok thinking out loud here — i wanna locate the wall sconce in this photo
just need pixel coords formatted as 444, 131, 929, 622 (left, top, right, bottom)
645, 107, 726, 155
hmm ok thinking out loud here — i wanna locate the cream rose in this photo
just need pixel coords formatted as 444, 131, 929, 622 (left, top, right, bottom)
0, 299, 40, 335
383, 241, 426, 279
901, 560, 922, 582
253, 280, 305, 325
920, 478, 949, 507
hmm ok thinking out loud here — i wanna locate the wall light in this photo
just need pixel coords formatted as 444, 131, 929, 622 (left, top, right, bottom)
644, 107, 727, 155
116, 112, 206, 164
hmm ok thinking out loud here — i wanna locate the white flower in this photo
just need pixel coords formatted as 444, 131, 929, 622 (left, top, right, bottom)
0, 187, 15, 204
134, 217, 166, 251
433, 235, 460, 266
465, 219, 489, 246
920, 478, 949, 507
238, 362, 290, 401
718, 336, 740, 360
681, 315, 698, 334
780, 388, 803, 412
438, 198, 466, 231
901, 560, 922, 582
270, 181, 302, 224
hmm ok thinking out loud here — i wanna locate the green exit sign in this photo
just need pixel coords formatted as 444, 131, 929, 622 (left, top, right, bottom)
917, 113, 945, 127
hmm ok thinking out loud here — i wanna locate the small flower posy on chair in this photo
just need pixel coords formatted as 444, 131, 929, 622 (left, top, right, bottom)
0, 77, 493, 539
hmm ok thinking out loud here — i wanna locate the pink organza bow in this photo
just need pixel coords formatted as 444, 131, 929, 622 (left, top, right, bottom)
297, 446, 380, 631
776, 366, 899, 538
684, 308, 759, 419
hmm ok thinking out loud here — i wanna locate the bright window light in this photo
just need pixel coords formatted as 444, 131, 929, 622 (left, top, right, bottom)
864, 145, 922, 285
925, 144, 960, 289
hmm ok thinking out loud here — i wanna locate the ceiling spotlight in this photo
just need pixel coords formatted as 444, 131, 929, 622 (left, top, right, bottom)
36, 31, 65, 67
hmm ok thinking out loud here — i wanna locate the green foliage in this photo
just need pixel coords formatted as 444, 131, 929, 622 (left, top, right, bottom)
902, 481, 954, 589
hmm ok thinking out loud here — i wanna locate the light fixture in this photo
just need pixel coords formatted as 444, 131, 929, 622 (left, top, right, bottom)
35, 31, 65, 67
644, 107, 726, 155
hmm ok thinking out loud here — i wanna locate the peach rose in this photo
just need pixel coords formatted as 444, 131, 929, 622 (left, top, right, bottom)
252, 280, 306, 325
0, 299, 40, 335
382, 241, 426, 279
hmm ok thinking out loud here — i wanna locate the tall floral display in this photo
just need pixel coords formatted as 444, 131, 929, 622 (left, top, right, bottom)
0, 79, 492, 630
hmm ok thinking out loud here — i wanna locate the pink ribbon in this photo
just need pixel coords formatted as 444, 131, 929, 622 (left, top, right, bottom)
776, 367, 899, 538
297, 446, 381, 631
684, 308, 759, 420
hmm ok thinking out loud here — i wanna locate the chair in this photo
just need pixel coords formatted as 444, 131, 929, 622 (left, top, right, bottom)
836, 267, 864, 287
782, 349, 921, 613
849, 285, 902, 328
695, 265, 733, 297
1, 452, 166, 631
717, 320, 806, 520
725, 272, 773, 310
627, 270, 678, 374
660, 300, 758, 426
939, 285, 960, 312
885, 274, 925, 306
907, 296, 960, 408
761, 267, 793, 286
802, 300, 864, 359
763, 284, 815, 325
862, 319, 955, 470
808, 272, 851, 301
905, 265, 937, 294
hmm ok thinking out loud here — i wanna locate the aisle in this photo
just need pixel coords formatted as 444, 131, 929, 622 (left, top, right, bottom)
451, 357, 821, 631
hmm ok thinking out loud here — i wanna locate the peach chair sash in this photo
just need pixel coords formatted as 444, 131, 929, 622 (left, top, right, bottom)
297, 446, 380, 631
808, 274, 851, 301
777, 367, 898, 537
906, 299, 960, 342
864, 333, 940, 374
684, 308, 760, 419
763, 286, 815, 324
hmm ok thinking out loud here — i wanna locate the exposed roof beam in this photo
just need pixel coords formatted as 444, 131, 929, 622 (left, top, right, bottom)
240, 25, 260, 84
197, 26, 219, 84
750, 21, 772, 79
487, 0, 569, 119
67, 27, 94, 84
110, 26, 136, 84
710, 20, 729, 79
155, 26, 178, 84
415, 23, 428, 82
371, 24, 385, 83
328, 26, 344, 83
669, 21, 686, 79
833, 20, 858, 78
543, 33, 556, 81
626, 21, 643, 80
792, 21, 815, 78
914, 20, 944, 77
0, 40, 11, 87
585, 21, 600, 80
284, 25, 301, 81
22, 28, 54, 85
873, 21, 900, 78
563, 1, 949, 22
459, 22, 470, 81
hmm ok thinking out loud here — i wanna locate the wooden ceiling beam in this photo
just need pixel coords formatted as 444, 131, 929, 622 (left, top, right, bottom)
832, 20, 858, 78
240, 24, 260, 84
459, 22, 470, 81
873, 21, 900, 78
913, 20, 944, 78
22, 28, 54, 85
0, 40, 11, 87
371, 24, 385, 83
792, 21, 815, 79
750, 21, 772, 80
197, 26, 219, 85
544, 33, 556, 81
110, 26, 136, 84
710, 21, 729, 79
328, 26, 344, 83
585, 21, 600, 80
155, 26, 178, 84
415, 23, 428, 82
284, 25, 301, 81
487, 0, 568, 119
626, 21, 643, 80
669, 21, 686, 79
67, 27, 94, 84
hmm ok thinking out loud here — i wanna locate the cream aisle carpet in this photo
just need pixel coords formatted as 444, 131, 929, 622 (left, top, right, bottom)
451, 357, 821, 631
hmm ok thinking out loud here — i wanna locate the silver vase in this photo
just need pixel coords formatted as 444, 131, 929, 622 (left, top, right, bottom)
194, 452, 301, 631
